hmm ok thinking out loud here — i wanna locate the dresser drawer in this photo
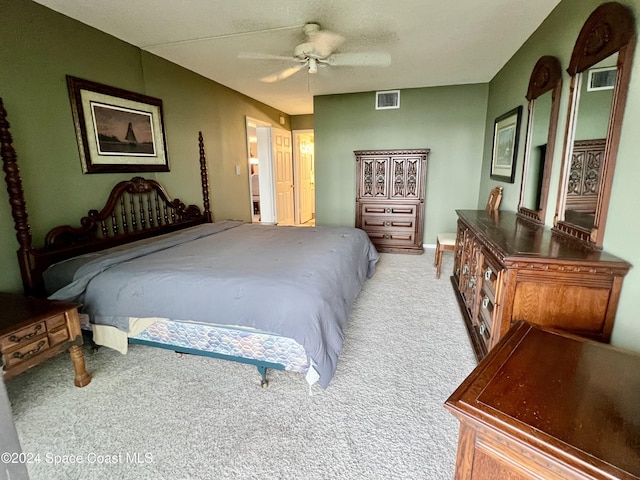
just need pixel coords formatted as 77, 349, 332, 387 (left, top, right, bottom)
3, 337, 50, 368
366, 230, 416, 247
481, 255, 502, 299
0, 322, 46, 350
361, 215, 415, 232
361, 203, 417, 217
478, 295, 494, 340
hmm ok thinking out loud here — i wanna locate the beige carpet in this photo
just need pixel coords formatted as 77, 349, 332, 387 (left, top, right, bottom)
6, 250, 477, 480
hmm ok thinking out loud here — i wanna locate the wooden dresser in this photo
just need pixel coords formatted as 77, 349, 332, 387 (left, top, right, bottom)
452, 210, 630, 361
355, 149, 429, 254
445, 321, 640, 480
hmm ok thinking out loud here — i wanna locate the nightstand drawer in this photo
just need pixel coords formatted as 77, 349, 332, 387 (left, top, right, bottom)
45, 313, 67, 331
48, 327, 69, 346
3, 337, 50, 368
0, 322, 45, 350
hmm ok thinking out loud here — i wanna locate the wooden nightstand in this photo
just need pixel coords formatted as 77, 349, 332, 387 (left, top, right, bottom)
445, 321, 640, 479
0, 293, 91, 387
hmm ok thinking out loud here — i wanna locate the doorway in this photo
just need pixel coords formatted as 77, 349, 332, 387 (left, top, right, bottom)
293, 130, 315, 226
245, 118, 313, 226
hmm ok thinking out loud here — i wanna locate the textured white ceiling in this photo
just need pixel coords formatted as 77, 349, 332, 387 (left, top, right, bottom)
34, 0, 561, 115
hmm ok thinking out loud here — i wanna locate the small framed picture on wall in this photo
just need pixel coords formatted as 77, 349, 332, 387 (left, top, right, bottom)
490, 106, 523, 183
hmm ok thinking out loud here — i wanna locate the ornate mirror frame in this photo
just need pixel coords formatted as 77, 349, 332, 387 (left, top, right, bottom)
517, 56, 563, 223
553, 2, 636, 247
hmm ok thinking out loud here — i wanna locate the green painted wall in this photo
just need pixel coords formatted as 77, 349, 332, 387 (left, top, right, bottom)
313, 85, 489, 244
0, 0, 286, 293
478, 0, 640, 351
291, 114, 314, 130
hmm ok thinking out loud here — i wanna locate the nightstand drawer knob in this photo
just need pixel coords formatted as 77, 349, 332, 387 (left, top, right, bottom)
386, 208, 391, 213
9, 324, 42, 343
482, 297, 489, 309
385, 221, 391, 226
384, 234, 390, 239
485, 269, 492, 280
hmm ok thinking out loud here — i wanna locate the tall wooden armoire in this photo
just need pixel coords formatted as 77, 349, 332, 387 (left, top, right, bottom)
354, 149, 429, 254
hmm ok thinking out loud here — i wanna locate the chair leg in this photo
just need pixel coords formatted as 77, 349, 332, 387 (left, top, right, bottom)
434, 239, 440, 266
436, 246, 443, 279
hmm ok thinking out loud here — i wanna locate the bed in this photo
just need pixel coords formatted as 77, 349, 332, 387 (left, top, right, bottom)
0, 98, 378, 388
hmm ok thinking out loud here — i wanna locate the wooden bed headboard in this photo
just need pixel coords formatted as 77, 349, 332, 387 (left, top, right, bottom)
0, 97, 212, 296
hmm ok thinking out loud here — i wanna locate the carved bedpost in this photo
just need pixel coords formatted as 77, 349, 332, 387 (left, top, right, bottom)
198, 131, 212, 223
0, 97, 35, 293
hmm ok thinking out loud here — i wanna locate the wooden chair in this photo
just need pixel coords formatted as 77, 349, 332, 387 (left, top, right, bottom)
434, 187, 502, 278
485, 186, 503, 212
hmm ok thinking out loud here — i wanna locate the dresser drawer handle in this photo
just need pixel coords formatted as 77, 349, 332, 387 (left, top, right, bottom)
9, 324, 42, 343
462, 265, 468, 275
385, 221, 391, 226
479, 324, 486, 336
13, 340, 46, 360
384, 234, 390, 239
485, 269, 492, 280
386, 208, 391, 213
482, 297, 489, 309
468, 277, 476, 289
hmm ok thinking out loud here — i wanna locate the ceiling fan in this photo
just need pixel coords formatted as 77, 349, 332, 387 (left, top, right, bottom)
239, 23, 391, 83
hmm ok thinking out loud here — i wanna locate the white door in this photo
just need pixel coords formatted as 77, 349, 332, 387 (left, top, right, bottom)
273, 128, 295, 225
295, 131, 315, 224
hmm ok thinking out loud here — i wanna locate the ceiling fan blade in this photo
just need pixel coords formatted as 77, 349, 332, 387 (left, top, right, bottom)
325, 52, 391, 67
239, 52, 295, 61
311, 30, 345, 58
260, 64, 305, 83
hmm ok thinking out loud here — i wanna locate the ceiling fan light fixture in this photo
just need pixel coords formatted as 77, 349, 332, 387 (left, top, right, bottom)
308, 58, 318, 74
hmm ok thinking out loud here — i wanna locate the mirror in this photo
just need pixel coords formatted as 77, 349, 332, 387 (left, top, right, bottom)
554, 2, 636, 247
518, 56, 562, 223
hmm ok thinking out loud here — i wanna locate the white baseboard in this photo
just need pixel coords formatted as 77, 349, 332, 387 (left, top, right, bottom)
423, 243, 436, 249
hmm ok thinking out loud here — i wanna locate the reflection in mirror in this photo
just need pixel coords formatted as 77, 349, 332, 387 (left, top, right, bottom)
563, 53, 616, 231
554, 2, 635, 247
518, 56, 562, 223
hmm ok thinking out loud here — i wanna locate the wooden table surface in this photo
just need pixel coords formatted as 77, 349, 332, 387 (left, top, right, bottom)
446, 321, 640, 479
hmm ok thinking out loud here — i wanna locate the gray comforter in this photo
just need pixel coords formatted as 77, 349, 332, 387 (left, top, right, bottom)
48, 222, 379, 388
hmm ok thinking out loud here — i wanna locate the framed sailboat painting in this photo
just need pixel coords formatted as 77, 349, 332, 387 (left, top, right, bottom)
67, 75, 169, 173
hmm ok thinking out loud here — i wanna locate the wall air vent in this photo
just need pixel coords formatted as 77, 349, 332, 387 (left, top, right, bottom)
375, 90, 400, 110
587, 66, 617, 91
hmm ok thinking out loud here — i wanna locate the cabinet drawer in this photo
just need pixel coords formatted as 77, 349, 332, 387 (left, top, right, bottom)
478, 298, 494, 336
361, 204, 417, 217
366, 230, 416, 246
3, 337, 50, 368
48, 327, 69, 347
362, 215, 415, 231
45, 313, 67, 331
0, 322, 46, 350
481, 256, 502, 297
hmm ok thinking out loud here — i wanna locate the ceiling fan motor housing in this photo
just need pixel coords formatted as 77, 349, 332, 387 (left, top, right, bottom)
294, 42, 318, 59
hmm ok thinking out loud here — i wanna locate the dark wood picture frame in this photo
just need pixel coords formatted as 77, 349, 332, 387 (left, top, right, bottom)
490, 106, 522, 183
67, 76, 169, 173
